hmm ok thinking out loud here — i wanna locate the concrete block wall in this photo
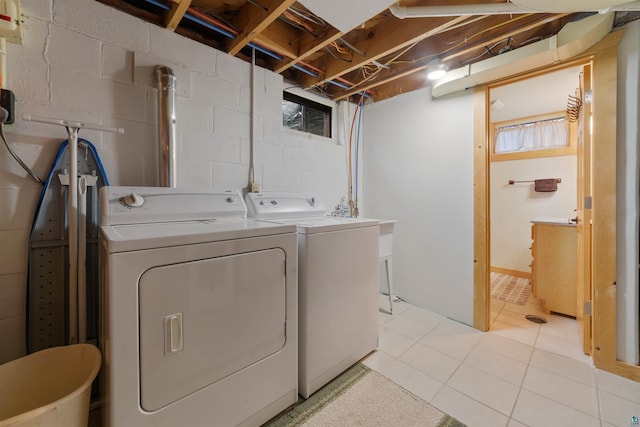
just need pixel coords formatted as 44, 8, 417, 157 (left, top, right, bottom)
0, 0, 349, 363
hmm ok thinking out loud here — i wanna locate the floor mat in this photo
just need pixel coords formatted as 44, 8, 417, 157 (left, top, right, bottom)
263, 363, 465, 427
490, 272, 531, 305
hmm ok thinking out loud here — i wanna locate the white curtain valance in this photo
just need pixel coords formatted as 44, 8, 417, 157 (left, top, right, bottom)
495, 118, 568, 154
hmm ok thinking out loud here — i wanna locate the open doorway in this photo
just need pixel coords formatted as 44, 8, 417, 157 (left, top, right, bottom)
475, 31, 638, 380
486, 65, 590, 363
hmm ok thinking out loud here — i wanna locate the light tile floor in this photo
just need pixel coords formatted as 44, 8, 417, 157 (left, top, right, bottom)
365, 295, 640, 427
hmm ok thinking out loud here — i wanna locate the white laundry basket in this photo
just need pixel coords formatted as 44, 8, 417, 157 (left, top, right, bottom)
0, 344, 101, 427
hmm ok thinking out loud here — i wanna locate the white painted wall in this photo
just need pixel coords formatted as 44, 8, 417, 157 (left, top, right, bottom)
362, 88, 474, 326
490, 156, 577, 273
616, 20, 640, 365
0, 0, 349, 363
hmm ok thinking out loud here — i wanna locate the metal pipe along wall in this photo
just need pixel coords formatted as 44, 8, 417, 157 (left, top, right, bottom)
156, 66, 177, 187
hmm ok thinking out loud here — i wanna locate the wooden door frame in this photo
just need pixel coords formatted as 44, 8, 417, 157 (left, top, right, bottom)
473, 30, 640, 381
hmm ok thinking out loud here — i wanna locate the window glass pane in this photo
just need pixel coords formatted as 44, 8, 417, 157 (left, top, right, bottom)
283, 100, 303, 131
495, 118, 568, 154
305, 108, 326, 137
282, 92, 332, 138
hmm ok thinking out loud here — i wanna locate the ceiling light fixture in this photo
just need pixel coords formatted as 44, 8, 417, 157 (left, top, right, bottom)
427, 60, 447, 80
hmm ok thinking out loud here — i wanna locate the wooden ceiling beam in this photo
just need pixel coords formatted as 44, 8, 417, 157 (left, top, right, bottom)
251, 20, 299, 59
329, 13, 569, 101
227, 0, 298, 55
165, 0, 192, 31
299, 15, 468, 88
441, 13, 569, 62
331, 61, 430, 101
372, 72, 430, 102
273, 28, 343, 74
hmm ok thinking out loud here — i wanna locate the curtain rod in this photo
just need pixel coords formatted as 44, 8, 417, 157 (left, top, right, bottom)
497, 115, 565, 130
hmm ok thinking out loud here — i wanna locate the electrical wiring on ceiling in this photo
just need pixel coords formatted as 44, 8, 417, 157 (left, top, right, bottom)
347, 40, 420, 89
308, 13, 533, 98
335, 12, 539, 94
327, 14, 532, 99
287, 6, 327, 28
280, 5, 327, 37
330, 41, 350, 55
324, 45, 353, 62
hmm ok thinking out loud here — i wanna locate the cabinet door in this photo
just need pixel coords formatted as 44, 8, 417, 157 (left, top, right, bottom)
533, 224, 577, 317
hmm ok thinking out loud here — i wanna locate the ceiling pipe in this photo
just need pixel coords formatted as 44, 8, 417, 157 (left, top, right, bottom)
390, 0, 640, 18
390, 3, 531, 18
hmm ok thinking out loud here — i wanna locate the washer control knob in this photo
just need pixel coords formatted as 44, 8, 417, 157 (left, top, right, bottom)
270, 200, 278, 206
121, 193, 144, 208
226, 197, 235, 203
308, 197, 316, 206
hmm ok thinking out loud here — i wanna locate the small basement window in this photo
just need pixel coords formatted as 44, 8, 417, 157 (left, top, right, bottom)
282, 92, 332, 138
491, 112, 576, 161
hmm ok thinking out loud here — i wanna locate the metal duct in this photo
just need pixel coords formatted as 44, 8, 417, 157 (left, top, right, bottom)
155, 66, 177, 187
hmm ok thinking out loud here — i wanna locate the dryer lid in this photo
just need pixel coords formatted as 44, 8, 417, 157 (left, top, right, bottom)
100, 218, 296, 253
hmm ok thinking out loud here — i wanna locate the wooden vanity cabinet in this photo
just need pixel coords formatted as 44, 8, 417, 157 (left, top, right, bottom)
531, 222, 577, 317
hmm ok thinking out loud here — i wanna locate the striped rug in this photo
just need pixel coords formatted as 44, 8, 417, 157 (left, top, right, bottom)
490, 272, 531, 305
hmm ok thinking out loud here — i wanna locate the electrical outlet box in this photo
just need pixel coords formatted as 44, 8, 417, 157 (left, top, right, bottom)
0, 0, 23, 45
0, 88, 14, 124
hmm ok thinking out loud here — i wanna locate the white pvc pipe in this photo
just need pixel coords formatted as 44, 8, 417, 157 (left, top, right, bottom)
389, 0, 640, 17
0, 37, 6, 89
21, 114, 125, 134
389, 3, 531, 18
68, 128, 78, 345
77, 175, 87, 344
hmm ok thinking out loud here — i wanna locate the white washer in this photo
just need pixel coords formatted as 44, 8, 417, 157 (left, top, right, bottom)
99, 187, 298, 427
245, 192, 379, 398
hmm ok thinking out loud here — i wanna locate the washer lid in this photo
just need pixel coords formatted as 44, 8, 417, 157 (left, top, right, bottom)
268, 216, 379, 234
100, 218, 296, 253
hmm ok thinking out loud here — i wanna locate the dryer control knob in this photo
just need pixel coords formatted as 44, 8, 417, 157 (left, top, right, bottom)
226, 197, 236, 203
121, 193, 145, 208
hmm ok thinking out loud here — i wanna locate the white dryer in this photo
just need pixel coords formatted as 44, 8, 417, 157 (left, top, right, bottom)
245, 192, 379, 398
99, 187, 298, 427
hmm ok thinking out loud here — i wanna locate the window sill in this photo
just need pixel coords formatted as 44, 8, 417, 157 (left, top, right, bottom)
283, 127, 335, 143
491, 146, 577, 162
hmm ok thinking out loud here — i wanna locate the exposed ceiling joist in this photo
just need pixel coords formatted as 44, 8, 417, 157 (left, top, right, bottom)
300, 15, 469, 89
441, 13, 569, 63
96, 0, 636, 102
332, 13, 570, 100
165, 0, 193, 31
227, 0, 298, 55
272, 28, 343, 73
